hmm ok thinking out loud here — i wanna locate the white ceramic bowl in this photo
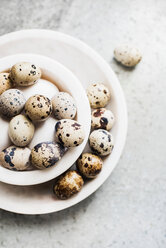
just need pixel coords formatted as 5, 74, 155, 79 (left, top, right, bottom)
0, 53, 91, 186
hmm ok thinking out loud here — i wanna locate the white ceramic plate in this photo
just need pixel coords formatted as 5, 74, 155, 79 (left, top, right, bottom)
0, 30, 127, 214
0, 53, 91, 186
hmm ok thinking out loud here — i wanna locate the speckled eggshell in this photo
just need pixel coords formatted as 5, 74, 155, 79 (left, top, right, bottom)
0, 89, 26, 118
30, 142, 67, 170
53, 170, 84, 199
9, 114, 35, 147
114, 45, 142, 67
76, 153, 103, 178
10, 62, 41, 86
87, 83, 111, 108
89, 129, 114, 156
0, 146, 31, 171
55, 119, 85, 147
91, 108, 115, 130
25, 94, 52, 122
52, 92, 77, 120
0, 73, 13, 95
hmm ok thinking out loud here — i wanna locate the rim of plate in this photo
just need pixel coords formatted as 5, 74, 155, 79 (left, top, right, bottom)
0, 29, 128, 214
0, 53, 91, 186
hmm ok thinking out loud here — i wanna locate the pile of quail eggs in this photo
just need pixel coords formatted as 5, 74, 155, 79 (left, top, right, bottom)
0, 61, 115, 201
0, 62, 85, 173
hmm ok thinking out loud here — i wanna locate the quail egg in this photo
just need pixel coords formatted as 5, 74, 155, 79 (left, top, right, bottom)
0, 89, 26, 118
76, 153, 103, 178
52, 92, 77, 120
30, 142, 67, 169
55, 119, 85, 147
0, 146, 31, 170
91, 108, 115, 130
53, 170, 84, 199
87, 83, 110, 108
0, 73, 13, 95
10, 62, 41, 86
25, 94, 52, 122
8, 114, 35, 147
114, 44, 142, 67
89, 129, 114, 156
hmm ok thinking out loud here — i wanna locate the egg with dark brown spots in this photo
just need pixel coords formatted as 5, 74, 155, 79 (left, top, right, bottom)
52, 92, 77, 120
55, 119, 85, 147
9, 114, 35, 147
10, 62, 41, 86
24, 94, 52, 122
87, 83, 110, 108
0, 89, 26, 118
53, 170, 84, 199
91, 108, 115, 130
0, 73, 13, 95
76, 153, 103, 178
0, 146, 31, 170
30, 142, 67, 170
89, 129, 114, 156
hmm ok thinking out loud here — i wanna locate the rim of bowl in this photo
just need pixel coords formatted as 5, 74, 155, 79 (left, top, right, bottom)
0, 53, 91, 186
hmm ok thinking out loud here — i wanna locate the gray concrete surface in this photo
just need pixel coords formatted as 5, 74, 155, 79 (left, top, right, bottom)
0, 0, 166, 247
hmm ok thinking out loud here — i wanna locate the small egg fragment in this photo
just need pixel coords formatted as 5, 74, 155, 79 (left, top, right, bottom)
76, 153, 103, 178
25, 94, 52, 122
0, 89, 26, 118
0, 146, 31, 170
53, 170, 84, 199
89, 129, 114, 156
0, 73, 13, 95
8, 114, 35, 147
30, 142, 67, 170
114, 44, 142, 67
55, 119, 85, 147
87, 83, 110, 108
52, 92, 77, 120
91, 108, 115, 130
10, 62, 41, 86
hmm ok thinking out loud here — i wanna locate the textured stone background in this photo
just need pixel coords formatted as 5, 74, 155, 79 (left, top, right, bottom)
0, 0, 166, 247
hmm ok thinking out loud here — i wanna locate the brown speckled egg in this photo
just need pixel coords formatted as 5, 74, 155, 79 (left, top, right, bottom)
0, 73, 13, 95
25, 94, 52, 122
8, 114, 35, 147
0, 89, 26, 118
30, 142, 67, 170
10, 62, 41, 86
89, 129, 114, 156
91, 108, 115, 130
114, 45, 142, 67
87, 83, 110, 108
76, 153, 103, 178
52, 92, 77, 120
55, 119, 85, 147
0, 146, 31, 170
53, 170, 84, 199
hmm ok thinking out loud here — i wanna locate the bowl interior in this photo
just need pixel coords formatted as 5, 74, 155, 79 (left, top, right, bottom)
0, 53, 91, 185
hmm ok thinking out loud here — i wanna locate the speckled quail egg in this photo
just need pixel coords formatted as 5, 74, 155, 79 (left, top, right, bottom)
0, 146, 31, 170
25, 94, 52, 122
91, 108, 115, 130
0, 73, 13, 95
52, 92, 77, 120
8, 114, 35, 147
87, 83, 110, 108
53, 170, 84, 199
114, 44, 142, 67
0, 89, 26, 118
89, 129, 114, 156
30, 142, 67, 170
10, 62, 41, 86
55, 119, 85, 147
76, 153, 103, 178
